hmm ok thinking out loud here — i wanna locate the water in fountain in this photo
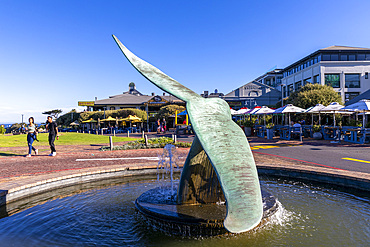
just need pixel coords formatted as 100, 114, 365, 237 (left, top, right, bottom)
156, 144, 181, 201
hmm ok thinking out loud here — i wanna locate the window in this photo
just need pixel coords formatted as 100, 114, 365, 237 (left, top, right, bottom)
340, 55, 348, 61
345, 74, 360, 88
325, 74, 340, 88
348, 54, 356, 61
295, 81, 302, 91
110, 106, 115, 110
313, 75, 320, 84
322, 54, 330, 61
303, 78, 312, 85
366, 54, 370, 60
345, 92, 360, 102
365, 72, 368, 79
277, 76, 282, 84
331, 54, 339, 61
283, 86, 287, 98
358, 54, 366, 60
288, 84, 294, 96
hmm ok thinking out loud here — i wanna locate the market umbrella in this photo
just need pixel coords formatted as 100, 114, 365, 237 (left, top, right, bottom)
254, 106, 275, 125
235, 108, 250, 115
69, 120, 79, 126
273, 104, 305, 125
320, 102, 345, 127
230, 108, 238, 115
81, 118, 97, 123
341, 99, 370, 127
81, 118, 97, 130
177, 110, 188, 116
121, 115, 142, 128
304, 104, 325, 125
100, 116, 117, 122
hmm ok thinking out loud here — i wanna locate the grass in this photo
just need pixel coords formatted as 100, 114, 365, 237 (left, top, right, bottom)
0, 133, 137, 148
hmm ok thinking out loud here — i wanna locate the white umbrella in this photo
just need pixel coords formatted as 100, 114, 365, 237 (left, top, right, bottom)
235, 108, 250, 115
273, 104, 305, 125
230, 109, 238, 115
255, 106, 275, 125
305, 104, 325, 125
320, 102, 345, 127
341, 99, 370, 127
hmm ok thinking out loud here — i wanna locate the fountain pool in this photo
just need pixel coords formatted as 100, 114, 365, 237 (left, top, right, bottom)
0, 175, 368, 246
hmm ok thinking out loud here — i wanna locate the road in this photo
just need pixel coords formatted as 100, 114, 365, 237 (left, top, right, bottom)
252, 143, 370, 173
116, 132, 370, 174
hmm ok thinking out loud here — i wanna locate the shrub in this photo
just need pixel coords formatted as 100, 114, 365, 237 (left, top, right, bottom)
0, 125, 5, 134
100, 137, 191, 151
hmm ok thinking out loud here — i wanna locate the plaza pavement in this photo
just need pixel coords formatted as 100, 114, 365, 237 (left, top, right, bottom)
0, 134, 369, 203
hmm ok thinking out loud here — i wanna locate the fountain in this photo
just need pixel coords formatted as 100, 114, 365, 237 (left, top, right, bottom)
0, 37, 368, 246
112, 35, 278, 235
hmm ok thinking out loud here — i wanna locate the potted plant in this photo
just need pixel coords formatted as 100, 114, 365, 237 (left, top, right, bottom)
265, 123, 274, 139
243, 119, 254, 136
312, 125, 322, 140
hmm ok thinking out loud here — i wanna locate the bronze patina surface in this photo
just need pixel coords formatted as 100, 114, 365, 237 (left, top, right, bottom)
113, 35, 263, 233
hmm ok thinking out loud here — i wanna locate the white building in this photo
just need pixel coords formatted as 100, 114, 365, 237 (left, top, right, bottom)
281, 46, 370, 103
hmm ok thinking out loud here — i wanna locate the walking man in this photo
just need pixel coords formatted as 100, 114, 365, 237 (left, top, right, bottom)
46, 116, 58, 156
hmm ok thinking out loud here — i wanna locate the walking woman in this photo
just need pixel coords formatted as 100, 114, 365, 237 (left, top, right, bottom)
25, 117, 38, 157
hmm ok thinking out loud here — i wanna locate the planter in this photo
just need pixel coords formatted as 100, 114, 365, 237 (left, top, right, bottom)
244, 127, 252, 136
313, 132, 322, 140
266, 129, 274, 139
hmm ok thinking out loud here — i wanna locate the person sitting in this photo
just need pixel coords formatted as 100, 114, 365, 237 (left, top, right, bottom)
291, 121, 302, 139
293, 121, 302, 128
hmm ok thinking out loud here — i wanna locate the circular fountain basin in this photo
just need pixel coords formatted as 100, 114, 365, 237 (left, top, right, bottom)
135, 187, 278, 236
0, 176, 369, 246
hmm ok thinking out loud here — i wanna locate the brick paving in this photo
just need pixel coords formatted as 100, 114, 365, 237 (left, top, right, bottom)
0, 136, 369, 198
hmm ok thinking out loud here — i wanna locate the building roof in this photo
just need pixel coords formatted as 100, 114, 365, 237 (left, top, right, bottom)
282, 45, 370, 71
224, 80, 277, 98
320, 45, 370, 51
94, 93, 183, 106
345, 89, 370, 106
95, 93, 152, 105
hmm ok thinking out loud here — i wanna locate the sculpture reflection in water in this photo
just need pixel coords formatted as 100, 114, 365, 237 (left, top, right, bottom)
113, 35, 276, 235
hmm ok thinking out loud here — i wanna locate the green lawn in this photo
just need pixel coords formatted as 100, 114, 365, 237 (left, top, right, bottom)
0, 133, 137, 147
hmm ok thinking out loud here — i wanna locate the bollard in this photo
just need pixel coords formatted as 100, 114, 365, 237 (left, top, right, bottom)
174, 135, 177, 143
142, 131, 145, 139
127, 130, 130, 138
96, 130, 98, 135
109, 136, 113, 150
101, 129, 103, 135
114, 130, 116, 136
144, 135, 148, 147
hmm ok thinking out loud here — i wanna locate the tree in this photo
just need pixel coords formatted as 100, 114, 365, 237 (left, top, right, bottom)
42, 109, 63, 119
156, 105, 185, 121
285, 84, 343, 109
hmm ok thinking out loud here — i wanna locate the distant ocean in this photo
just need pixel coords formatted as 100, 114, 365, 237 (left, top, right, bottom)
0, 123, 44, 128
0, 123, 12, 128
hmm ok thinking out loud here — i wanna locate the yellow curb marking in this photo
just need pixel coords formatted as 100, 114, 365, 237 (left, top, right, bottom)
342, 158, 370, 164
250, 144, 300, 150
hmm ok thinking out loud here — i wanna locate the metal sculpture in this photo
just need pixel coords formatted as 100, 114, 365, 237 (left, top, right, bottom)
112, 35, 262, 233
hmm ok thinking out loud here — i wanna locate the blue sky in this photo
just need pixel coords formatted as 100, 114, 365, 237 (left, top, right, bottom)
1, 0, 370, 123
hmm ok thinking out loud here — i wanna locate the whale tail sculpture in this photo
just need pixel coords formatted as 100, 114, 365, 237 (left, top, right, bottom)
112, 35, 263, 233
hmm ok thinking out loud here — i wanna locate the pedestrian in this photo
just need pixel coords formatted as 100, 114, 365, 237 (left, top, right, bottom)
157, 119, 161, 133
46, 116, 58, 156
25, 117, 38, 157
162, 118, 166, 133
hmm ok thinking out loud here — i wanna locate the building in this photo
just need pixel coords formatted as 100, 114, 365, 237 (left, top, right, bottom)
79, 83, 185, 114
280, 45, 370, 103
224, 81, 281, 109
254, 69, 283, 90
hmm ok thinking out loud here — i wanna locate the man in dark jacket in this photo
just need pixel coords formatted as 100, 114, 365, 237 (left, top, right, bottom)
46, 116, 58, 156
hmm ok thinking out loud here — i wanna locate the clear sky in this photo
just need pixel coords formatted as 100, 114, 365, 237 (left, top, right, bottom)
1, 0, 370, 123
